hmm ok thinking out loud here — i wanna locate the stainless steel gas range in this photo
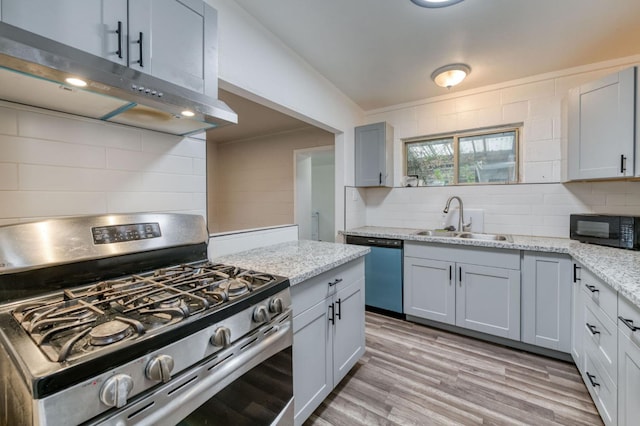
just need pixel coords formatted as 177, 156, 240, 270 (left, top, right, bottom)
0, 213, 293, 426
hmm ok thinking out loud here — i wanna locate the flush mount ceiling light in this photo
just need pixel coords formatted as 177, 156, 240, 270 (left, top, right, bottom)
410, 0, 464, 8
431, 64, 471, 88
181, 110, 195, 117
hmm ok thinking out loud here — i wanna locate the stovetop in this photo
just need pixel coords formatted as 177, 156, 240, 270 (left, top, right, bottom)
10, 262, 280, 363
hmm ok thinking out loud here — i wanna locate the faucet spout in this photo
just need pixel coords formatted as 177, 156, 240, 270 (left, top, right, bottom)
443, 196, 470, 232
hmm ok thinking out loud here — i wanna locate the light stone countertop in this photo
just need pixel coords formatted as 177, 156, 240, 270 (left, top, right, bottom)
341, 226, 640, 309
212, 240, 369, 286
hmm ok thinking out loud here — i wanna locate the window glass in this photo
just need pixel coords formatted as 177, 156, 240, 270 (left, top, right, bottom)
406, 137, 454, 185
458, 131, 517, 183
405, 128, 518, 186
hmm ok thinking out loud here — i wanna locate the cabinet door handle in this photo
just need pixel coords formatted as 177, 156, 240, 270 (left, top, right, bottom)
585, 284, 599, 293
573, 264, 581, 283
116, 21, 123, 59
449, 265, 452, 283
136, 32, 144, 67
586, 372, 600, 388
621, 154, 627, 173
336, 299, 342, 320
328, 278, 343, 287
619, 316, 640, 332
379, 172, 382, 185
586, 323, 600, 335
458, 266, 462, 286
328, 303, 335, 325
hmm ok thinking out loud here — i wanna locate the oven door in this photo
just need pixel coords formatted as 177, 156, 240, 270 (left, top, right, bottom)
90, 313, 293, 426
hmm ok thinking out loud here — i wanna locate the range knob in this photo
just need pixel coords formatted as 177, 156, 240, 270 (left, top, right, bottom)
210, 326, 231, 347
269, 297, 284, 314
99, 374, 134, 408
253, 305, 269, 323
145, 354, 174, 383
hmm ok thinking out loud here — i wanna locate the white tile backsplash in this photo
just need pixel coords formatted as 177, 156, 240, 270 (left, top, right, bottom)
352, 182, 640, 237
0, 102, 207, 224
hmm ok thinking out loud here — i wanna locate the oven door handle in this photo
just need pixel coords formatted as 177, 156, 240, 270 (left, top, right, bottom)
98, 313, 293, 425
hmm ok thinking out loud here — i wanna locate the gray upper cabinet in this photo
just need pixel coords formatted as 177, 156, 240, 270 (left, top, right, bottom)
2, 0, 213, 94
2, 0, 128, 66
355, 122, 394, 187
521, 252, 571, 353
567, 66, 636, 180
128, 0, 210, 95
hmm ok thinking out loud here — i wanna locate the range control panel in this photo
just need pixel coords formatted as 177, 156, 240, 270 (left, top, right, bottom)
92, 223, 162, 244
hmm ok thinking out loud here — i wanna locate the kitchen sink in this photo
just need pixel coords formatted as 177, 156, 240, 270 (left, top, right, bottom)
414, 230, 458, 237
457, 232, 513, 242
414, 229, 513, 242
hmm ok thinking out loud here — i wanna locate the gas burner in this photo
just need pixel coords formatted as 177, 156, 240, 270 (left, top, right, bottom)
90, 320, 133, 346
226, 278, 252, 298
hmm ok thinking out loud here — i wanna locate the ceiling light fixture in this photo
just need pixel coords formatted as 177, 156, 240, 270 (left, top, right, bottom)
410, 0, 464, 8
431, 64, 471, 88
181, 110, 195, 117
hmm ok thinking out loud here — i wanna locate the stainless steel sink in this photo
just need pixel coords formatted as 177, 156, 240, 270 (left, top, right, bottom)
414, 229, 512, 242
457, 232, 513, 242
414, 230, 458, 237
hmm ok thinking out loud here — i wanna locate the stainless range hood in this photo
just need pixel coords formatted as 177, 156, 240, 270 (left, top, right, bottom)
0, 22, 237, 136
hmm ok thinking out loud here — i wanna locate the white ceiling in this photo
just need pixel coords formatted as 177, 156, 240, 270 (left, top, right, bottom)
234, 0, 640, 111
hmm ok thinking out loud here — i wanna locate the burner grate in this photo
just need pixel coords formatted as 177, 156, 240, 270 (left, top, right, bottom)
11, 262, 278, 362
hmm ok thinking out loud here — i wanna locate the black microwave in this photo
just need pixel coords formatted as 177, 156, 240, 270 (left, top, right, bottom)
570, 214, 640, 250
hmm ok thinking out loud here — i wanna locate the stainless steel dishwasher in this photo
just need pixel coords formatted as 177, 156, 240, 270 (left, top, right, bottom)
345, 235, 403, 316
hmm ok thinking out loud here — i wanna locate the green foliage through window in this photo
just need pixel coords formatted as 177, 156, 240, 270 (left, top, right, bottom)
405, 128, 519, 186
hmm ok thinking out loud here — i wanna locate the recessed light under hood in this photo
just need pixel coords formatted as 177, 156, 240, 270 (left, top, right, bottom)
0, 22, 237, 136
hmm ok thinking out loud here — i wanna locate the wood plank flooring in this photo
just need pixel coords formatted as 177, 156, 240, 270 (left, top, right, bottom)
305, 312, 602, 426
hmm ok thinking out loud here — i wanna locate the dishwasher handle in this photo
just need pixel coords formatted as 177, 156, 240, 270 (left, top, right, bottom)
345, 235, 403, 249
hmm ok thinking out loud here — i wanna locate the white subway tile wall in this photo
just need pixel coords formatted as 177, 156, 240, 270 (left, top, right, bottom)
351, 58, 640, 238
0, 102, 207, 224
350, 182, 640, 238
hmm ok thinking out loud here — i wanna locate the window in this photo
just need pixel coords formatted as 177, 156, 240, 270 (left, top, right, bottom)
405, 127, 519, 186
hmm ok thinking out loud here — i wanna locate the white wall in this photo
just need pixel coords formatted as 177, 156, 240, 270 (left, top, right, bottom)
365, 54, 640, 185
344, 55, 640, 238
204, 0, 365, 235
0, 102, 207, 225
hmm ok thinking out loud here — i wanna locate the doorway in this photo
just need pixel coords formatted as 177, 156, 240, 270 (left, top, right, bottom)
294, 146, 335, 242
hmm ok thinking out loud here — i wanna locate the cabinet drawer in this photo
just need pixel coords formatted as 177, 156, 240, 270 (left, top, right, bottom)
404, 242, 520, 270
583, 351, 617, 426
580, 267, 617, 323
618, 295, 640, 342
583, 297, 617, 385
291, 258, 364, 317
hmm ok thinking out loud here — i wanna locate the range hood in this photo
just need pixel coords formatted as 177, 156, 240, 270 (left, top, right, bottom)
0, 22, 237, 136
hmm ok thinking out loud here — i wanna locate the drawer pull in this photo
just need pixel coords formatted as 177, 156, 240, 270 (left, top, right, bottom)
586, 372, 600, 388
586, 323, 600, 335
336, 298, 342, 320
619, 316, 640, 332
328, 278, 343, 287
585, 284, 599, 293
573, 264, 581, 283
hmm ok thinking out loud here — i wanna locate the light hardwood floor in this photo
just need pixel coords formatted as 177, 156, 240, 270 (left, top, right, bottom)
305, 312, 602, 426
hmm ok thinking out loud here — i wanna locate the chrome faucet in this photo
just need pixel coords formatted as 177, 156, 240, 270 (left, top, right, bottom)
443, 196, 471, 232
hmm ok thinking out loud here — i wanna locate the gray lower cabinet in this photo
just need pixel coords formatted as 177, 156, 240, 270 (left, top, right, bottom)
404, 242, 521, 340
571, 262, 585, 367
291, 258, 365, 426
618, 294, 640, 426
521, 252, 571, 352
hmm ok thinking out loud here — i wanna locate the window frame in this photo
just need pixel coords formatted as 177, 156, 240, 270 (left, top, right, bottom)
403, 125, 521, 186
